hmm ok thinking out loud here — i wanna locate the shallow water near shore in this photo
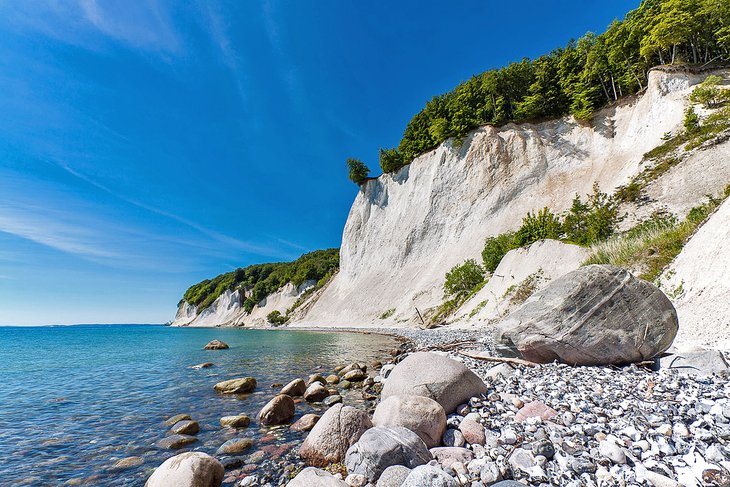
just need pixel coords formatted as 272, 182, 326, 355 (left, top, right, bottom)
0, 324, 400, 486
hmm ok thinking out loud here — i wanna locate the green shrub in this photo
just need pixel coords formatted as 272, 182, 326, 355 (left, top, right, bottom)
346, 158, 370, 185
482, 232, 516, 273
443, 259, 485, 300
379, 148, 405, 173
684, 107, 700, 133
267, 310, 288, 326
513, 207, 563, 247
563, 183, 618, 246
690, 75, 726, 108
379, 308, 395, 319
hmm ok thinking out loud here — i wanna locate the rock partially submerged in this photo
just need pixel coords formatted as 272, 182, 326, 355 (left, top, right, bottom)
145, 452, 223, 487
495, 265, 678, 365
213, 377, 256, 394
281, 378, 307, 396
203, 339, 229, 350
287, 467, 348, 487
299, 403, 372, 467
380, 352, 487, 413
220, 415, 250, 428
156, 434, 197, 449
258, 394, 295, 425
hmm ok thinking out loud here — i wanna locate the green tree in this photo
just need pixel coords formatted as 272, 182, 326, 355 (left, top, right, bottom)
481, 232, 517, 273
379, 148, 405, 173
690, 75, 725, 108
684, 106, 700, 132
513, 207, 563, 247
443, 259, 485, 300
346, 158, 370, 185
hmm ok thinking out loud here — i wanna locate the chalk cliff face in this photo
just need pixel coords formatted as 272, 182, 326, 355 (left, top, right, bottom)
293, 69, 705, 327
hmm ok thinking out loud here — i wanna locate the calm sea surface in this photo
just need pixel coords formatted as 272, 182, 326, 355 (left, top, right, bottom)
0, 325, 400, 486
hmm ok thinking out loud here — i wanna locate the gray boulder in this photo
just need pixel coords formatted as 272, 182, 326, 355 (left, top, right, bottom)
380, 352, 487, 413
377, 465, 412, 487
401, 464, 457, 487
299, 404, 372, 467
287, 467, 348, 487
494, 265, 678, 365
258, 394, 295, 425
372, 395, 446, 448
658, 350, 729, 375
344, 426, 432, 482
203, 339, 229, 350
145, 452, 223, 487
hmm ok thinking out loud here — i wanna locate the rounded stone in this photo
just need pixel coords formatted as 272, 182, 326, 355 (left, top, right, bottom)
220, 415, 251, 428
156, 434, 198, 450
216, 437, 254, 455
213, 377, 256, 394
203, 339, 229, 350
258, 394, 295, 425
171, 420, 199, 435
373, 395, 447, 448
290, 414, 320, 432
281, 378, 307, 397
145, 452, 223, 487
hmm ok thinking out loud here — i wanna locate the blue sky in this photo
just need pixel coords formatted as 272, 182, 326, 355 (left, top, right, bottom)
0, 0, 638, 325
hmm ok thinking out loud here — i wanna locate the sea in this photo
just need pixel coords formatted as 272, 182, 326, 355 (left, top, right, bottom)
0, 324, 400, 486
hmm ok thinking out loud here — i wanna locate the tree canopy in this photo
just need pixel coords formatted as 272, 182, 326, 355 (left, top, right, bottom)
376, 0, 729, 174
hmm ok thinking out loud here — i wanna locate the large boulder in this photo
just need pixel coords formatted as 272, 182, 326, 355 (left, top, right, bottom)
372, 395, 446, 448
287, 467, 348, 487
213, 377, 256, 394
344, 426, 432, 482
145, 452, 224, 487
494, 265, 678, 365
203, 340, 229, 350
258, 395, 295, 425
380, 352, 487, 413
299, 404, 372, 466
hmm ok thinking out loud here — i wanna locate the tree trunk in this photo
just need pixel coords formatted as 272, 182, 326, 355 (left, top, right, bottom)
658, 50, 665, 65
671, 44, 676, 64
600, 80, 610, 101
610, 74, 618, 101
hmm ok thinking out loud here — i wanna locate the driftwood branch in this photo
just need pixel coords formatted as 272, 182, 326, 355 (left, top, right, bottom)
458, 350, 538, 367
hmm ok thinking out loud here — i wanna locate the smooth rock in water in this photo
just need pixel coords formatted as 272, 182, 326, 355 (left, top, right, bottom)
658, 350, 729, 375
307, 374, 327, 386
326, 374, 340, 384
515, 401, 559, 423
299, 404, 372, 466
171, 420, 199, 435
458, 417, 485, 445
381, 352, 487, 413
220, 415, 250, 428
286, 467, 348, 487
164, 414, 191, 426
442, 428, 465, 448
372, 395, 447, 448
430, 447, 474, 470
599, 440, 626, 464
113, 456, 144, 469
203, 340, 229, 350
156, 434, 197, 449
258, 394, 295, 425
494, 265, 678, 365
281, 379, 307, 397
377, 465, 412, 487
323, 395, 343, 407
340, 380, 352, 389
344, 426, 432, 482
145, 452, 224, 487
191, 362, 214, 370
213, 377, 256, 394
401, 464, 456, 487
216, 437, 253, 455
343, 369, 368, 382
304, 382, 330, 402
339, 363, 367, 376
291, 413, 320, 432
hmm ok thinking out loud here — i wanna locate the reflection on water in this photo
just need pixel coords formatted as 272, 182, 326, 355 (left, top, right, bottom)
0, 325, 399, 485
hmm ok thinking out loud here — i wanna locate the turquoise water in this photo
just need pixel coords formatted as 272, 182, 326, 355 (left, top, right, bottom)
0, 325, 399, 486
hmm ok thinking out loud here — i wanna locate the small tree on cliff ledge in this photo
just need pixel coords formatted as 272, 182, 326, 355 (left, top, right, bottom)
347, 158, 370, 185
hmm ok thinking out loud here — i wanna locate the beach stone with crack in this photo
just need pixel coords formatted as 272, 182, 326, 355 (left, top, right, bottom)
299, 403, 372, 466
170, 420, 199, 435
372, 394, 446, 448
290, 413, 320, 432
164, 414, 191, 426
381, 352, 487, 413
213, 377, 256, 394
344, 426, 432, 482
287, 467, 348, 487
203, 339, 229, 350
145, 452, 223, 487
401, 464, 457, 487
220, 415, 250, 428
156, 434, 198, 449
216, 437, 253, 455
281, 378, 306, 397
304, 382, 329, 402
377, 465, 412, 487
258, 394, 295, 425
494, 265, 678, 365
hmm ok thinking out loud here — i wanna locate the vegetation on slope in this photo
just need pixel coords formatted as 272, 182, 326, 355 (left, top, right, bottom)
183, 249, 339, 314
359, 0, 730, 175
